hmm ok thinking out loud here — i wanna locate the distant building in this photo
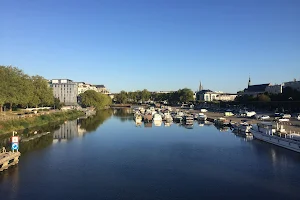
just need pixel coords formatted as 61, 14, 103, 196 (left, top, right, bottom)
241, 77, 283, 95
95, 85, 111, 94
215, 93, 237, 101
154, 91, 175, 94
49, 79, 78, 105
196, 90, 216, 101
196, 90, 236, 102
283, 79, 300, 92
265, 84, 283, 94
196, 81, 236, 101
76, 82, 97, 95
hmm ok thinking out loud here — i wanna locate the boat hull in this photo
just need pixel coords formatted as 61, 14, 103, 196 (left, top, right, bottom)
251, 129, 300, 153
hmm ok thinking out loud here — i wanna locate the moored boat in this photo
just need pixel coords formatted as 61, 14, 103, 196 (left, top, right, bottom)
214, 117, 230, 126
153, 113, 162, 121
251, 122, 300, 153
232, 122, 252, 136
197, 113, 207, 121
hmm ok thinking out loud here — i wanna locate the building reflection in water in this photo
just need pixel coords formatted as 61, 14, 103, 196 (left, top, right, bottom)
53, 120, 86, 143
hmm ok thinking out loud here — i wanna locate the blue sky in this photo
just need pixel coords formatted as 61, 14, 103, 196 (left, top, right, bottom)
1, 0, 299, 93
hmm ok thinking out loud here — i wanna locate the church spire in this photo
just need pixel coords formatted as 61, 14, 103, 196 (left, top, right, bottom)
199, 81, 203, 91
248, 76, 251, 87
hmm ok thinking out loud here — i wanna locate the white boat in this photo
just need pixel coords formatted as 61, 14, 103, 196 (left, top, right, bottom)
197, 113, 207, 121
251, 122, 300, 153
163, 112, 173, 122
233, 122, 252, 136
193, 113, 199, 120
153, 113, 162, 121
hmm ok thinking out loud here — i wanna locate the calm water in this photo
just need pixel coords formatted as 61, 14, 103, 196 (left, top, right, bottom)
1, 109, 300, 200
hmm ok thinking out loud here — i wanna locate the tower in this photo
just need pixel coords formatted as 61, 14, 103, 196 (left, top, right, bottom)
199, 81, 203, 91
248, 76, 251, 87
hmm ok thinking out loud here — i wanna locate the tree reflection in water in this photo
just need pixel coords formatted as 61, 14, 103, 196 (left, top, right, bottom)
112, 108, 133, 122
79, 109, 113, 132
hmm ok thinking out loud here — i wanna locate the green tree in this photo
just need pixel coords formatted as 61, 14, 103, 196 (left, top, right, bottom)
178, 88, 194, 103
53, 97, 63, 110
79, 90, 112, 110
257, 94, 271, 102
30, 76, 54, 108
141, 89, 151, 102
115, 90, 128, 104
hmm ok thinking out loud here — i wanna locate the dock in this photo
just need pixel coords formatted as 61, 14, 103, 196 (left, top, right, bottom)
0, 149, 21, 172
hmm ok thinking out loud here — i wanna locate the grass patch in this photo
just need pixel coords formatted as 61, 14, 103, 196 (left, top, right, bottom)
0, 110, 84, 135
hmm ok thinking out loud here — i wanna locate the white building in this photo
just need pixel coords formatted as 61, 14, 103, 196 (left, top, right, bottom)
95, 85, 111, 94
76, 82, 97, 95
196, 90, 236, 102
216, 93, 237, 101
283, 79, 300, 92
49, 79, 78, 105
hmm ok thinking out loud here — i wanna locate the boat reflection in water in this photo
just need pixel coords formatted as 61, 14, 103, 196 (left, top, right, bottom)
164, 122, 172, 127
154, 120, 162, 127
144, 122, 153, 128
135, 121, 142, 127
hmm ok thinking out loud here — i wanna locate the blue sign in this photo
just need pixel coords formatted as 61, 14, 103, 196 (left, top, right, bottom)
12, 143, 19, 150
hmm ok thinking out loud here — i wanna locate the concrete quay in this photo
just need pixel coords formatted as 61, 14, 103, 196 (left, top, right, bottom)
0, 150, 21, 172
188, 110, 300, 133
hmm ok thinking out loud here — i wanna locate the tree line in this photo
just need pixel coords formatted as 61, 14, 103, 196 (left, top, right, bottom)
114, 88, 195, 105
0, 65, 57, 112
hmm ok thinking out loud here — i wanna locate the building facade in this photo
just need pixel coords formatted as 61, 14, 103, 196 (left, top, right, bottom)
265, 84, 283, 94
95, 85, 111, 94
283, 80, 300, 92
215, 93, 237, 101
50, 79, 78, 105
76, 82, 97, 95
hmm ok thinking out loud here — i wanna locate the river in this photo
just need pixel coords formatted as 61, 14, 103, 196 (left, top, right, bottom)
1, 109, 300, 200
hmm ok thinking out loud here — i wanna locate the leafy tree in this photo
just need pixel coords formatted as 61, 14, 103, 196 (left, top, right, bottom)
30, 76, 50, 107
257, 94, 271, 102
141, 89, 151, 102
54, 97, 63, 110
115, 90, 128, 104
178, 88, 194, 103
79, 90, 112, 110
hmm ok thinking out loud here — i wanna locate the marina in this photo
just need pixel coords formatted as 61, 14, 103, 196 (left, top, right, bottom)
1, 109, 300, 200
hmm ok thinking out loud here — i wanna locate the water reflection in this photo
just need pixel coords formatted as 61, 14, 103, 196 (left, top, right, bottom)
79, 109, 113, 132
53, 120, 81, 142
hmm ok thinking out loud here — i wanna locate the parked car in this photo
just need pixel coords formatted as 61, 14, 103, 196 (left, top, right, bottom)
259, 115, 270, 120
282, 114, 291, 119
296, 114, 300, 120
278, 118, 289, 122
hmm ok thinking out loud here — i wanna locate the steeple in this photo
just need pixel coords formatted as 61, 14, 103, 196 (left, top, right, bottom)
248, 76, 251, 87
199, 81, 203, 91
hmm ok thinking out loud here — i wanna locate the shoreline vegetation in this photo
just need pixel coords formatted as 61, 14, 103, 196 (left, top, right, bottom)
0, 110, 85, 135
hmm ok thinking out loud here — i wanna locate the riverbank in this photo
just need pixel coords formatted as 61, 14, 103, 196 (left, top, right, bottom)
0, 110, 85, 135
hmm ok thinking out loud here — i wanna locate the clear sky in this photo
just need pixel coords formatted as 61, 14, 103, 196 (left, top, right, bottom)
1, 0, 299, 93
